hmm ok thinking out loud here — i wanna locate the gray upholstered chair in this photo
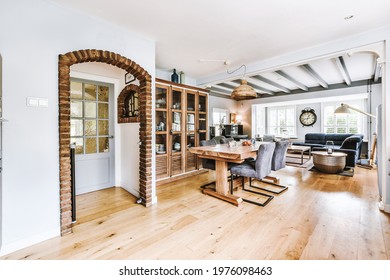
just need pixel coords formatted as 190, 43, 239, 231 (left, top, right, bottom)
220, 137, 235, 144
262, 134, 275, 142
211, 136, 226, 144
229, 142, 276, 206
257, 140, 289, 194
200, 139, 218, 170
272, 140, 289, 171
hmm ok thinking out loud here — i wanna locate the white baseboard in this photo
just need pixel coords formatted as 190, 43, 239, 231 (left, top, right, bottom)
378, 201, 390, 213
0, 227, 60, 257
119, 186, 157, 205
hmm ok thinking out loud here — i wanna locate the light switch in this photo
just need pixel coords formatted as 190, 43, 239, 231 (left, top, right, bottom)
26, 97, 49, 107
38, 98, 49, 107
27, 97, 39, 107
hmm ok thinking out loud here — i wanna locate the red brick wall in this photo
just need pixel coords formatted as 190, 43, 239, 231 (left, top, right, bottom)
58, 50, 152, 235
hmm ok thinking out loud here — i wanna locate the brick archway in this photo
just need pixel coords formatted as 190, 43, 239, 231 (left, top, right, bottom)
58, 50, 152, 235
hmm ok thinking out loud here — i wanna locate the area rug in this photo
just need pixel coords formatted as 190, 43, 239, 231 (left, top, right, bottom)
308, 166, 354, 177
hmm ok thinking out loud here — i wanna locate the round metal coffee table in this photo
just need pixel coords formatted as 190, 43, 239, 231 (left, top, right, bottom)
311, 151, 347, 174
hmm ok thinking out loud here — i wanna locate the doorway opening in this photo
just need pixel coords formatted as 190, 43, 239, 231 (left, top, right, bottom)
70, 78, 115, 196
58, 50, 152, 235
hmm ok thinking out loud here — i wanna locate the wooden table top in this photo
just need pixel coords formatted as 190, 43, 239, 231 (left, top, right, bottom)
189, 142, 264, 163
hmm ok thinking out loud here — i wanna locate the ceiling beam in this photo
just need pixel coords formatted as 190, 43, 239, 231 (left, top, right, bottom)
231, 79, 274, 95
217, 82, 236, 90
301, 64, 329, 88
335, 56, 351, 86
209, 86, 231, 95
374, 60, 381, 82
260, 78, 381, 98
209, 91, 232, 99
275, 70, 308, 91
251, 75, 291, 93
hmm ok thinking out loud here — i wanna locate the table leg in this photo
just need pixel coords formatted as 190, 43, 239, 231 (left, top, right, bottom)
202, 159, 243, 206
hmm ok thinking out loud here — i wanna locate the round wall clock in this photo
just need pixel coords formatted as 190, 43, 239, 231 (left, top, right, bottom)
299, 107, 317, 126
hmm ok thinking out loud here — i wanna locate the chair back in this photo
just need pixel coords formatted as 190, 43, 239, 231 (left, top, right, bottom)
211, 136, 226, 144
200, 139, 217, 170
255, 142, 275, 179
200, 139, 217, 146
220, 137, 235, 144
262, 134, 275, 142
271, 140, 289, 171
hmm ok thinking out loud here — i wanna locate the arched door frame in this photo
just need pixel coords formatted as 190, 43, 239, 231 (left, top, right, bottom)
58, 49, 152, 235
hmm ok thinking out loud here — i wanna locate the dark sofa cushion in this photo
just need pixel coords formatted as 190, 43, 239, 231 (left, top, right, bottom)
324, 133, 354, 146
304, 133, 326, 144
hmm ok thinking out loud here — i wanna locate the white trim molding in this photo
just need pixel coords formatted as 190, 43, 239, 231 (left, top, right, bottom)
0, 227, 60, 257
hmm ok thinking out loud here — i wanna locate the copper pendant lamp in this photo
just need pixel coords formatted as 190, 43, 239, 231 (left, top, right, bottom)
228, 65, 257, 101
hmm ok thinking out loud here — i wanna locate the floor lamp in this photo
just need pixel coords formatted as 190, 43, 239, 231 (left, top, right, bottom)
334, 103, 377, 167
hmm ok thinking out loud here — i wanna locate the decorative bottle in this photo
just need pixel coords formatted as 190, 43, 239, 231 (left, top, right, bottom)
180, 71, 185, 84
171, 69, 179, 83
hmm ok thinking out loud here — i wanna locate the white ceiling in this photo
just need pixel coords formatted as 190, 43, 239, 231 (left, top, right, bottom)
49, 0, 390, 97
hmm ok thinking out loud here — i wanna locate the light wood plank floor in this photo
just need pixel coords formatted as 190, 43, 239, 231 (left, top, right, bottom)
2, 165, 390, 260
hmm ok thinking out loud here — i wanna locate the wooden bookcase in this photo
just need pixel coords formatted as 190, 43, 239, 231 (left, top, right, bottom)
155, 79, 209, 182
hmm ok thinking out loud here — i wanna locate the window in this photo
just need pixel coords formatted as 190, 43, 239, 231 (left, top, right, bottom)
252, 106, 266, 137
268, 105, 296, 137
212, 108, 228, 126
70, 80, 110, 154
322, 100, 365, 134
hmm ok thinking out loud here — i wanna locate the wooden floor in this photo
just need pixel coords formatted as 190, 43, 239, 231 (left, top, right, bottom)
2, 164, 390, 260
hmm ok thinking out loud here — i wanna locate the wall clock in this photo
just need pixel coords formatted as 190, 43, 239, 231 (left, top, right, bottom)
299, 107, 317, 127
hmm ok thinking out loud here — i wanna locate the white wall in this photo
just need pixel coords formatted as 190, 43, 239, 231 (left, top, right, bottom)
0, 0, 155, 255
208, 95, 237, 125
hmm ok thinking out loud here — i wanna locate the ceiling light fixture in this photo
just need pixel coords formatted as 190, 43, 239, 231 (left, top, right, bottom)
228, 65, 257, 101
198, 59, 231, 65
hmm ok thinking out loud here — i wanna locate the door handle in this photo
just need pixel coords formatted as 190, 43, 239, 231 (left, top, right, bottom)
108, 135, 114, 139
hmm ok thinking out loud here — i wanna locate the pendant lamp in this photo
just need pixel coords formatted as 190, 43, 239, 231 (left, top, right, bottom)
228, 65, 257, 101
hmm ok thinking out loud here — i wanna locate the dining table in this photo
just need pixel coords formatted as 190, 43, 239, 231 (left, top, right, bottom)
189, 142, 267, 206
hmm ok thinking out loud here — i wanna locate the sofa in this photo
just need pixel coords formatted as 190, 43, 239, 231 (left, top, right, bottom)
292, 133, 364, 167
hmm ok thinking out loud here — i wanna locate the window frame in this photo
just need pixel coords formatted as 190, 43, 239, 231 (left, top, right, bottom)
321, 99, 367, 136
212, 108, 228, 126
267, 105, 297, 137
70, 79, 111, 155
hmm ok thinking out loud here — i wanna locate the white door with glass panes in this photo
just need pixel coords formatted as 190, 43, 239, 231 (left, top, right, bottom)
70, 79, 115, 195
